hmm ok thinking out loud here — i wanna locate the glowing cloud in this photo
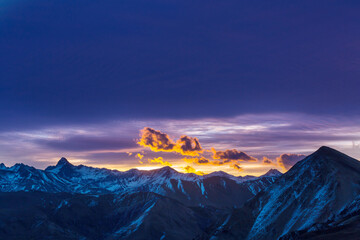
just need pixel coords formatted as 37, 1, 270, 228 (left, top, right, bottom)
175, 135, 203, 156
136, 153, 144, 160
276, 153, 306, 171
138, 127, 203, 156
138, 127, 176, 152
182, 157, 210, 165
148, 157, 172, 167
184, 166, 204, 175
211, 148, 257, 162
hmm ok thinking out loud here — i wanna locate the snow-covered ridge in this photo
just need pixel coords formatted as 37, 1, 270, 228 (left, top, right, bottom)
0, 158, 281, 208
0, 158, 281, 188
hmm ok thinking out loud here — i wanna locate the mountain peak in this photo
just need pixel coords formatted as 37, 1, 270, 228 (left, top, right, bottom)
0, 163, 6, 169
307, 146, 360, 171
155, 166, 177, 174
45, 157, 74, 172
262, 169, 282, 177
56, 157, 72, 167
314, 146, 341, 156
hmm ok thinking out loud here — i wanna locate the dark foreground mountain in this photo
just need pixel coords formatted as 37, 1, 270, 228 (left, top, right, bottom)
0, 191, 224, 240
0, 146, 359, 239
210, 146, 360, 240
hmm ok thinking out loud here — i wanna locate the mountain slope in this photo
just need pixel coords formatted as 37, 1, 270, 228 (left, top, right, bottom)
0, 191, 225, 240
212, 146, 360, 240
280, 195, 360, 240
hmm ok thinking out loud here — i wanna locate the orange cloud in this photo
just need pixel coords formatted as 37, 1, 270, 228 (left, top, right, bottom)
276, 153, 306, 171
138, 127, 203, 156
127, 152, 133, 156
136, 153, 144, 160
148, 157, 172, 167
137, 128, 256, 173
184, 166, 204, 175
211, 148, 257, 162
138, 160, 144, 164
230, 163, 244, 172
175, 135, 203, 156
182, 157, 210, 165
138, 127, 176, 152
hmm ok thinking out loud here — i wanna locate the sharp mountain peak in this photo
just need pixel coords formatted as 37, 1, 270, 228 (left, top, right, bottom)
305, 146, 360, 169
56, 157, 72, 166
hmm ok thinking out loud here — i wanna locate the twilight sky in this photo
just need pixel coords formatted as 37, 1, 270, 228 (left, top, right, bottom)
0, 0, 360, 176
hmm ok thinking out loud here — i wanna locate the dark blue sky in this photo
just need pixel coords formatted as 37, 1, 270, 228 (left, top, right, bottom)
0, 0, 360, 174
1, 0, 360, 130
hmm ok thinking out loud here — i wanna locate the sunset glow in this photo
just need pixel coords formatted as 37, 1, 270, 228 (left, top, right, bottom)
0, 1, 359, 178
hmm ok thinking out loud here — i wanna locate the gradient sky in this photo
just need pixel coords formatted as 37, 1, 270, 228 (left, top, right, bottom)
1, 0, 360, 176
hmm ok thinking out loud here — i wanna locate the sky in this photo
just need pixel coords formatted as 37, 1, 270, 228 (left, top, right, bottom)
0, 0, 360, 176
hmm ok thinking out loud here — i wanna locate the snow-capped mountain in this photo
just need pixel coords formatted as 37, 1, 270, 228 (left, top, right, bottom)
260, 168, 282, 177
0, 146, 359, 239
212, 146, 360, 240
0, 163, 75, 192
0, 158, 281, 208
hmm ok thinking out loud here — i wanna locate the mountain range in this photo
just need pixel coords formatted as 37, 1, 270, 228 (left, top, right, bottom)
0, 146, 359, 239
